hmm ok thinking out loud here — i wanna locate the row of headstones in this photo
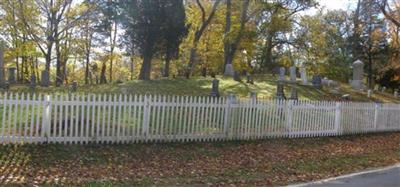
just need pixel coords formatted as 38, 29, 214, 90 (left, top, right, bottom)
0, 68, 79, 92
368, 85, 400, 98
278, 66, 329, 89
210, 78, 298, 100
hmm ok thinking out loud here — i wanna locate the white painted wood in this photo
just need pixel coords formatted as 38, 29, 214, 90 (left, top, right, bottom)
0, 93, 399, 144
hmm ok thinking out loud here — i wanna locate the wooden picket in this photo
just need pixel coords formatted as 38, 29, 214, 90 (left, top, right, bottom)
0, 92, 398, 144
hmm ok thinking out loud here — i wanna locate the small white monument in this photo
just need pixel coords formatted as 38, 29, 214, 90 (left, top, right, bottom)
279, 67, 286, 82
300, 66, 308, 85
350, 59, 365, 90
224, 64, 235, 77
289, 66, 296, 83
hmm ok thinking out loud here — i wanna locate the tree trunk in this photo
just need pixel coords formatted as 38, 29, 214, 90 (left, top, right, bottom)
100, 62, 107, 84
163, 46, 171, 77
55, 39, 62, 87
85, 51, 90, 85
130, 56, 135, 80
139, 44, 153, 80
186, 47, 198, 78
223, 0, 232, 70
16, 56, 20, 82
368, 53, 373, 89
263, 35, 274, 70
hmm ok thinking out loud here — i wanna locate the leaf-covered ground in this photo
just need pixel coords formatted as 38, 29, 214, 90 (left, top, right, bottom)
0, 133, 399, 186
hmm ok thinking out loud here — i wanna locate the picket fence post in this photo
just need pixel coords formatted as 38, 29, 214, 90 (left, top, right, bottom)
373, 103, 380, 131
223, 95, 232, 139
142, 95, 150, 141
334, 102, 341, 135
286, 100, 293, 137
42, 95, 52, 142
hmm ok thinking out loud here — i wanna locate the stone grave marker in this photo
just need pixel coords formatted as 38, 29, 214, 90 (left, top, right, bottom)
289, 87, 298, 100
276, 82, 286, 100
312, 75, 322, 89
8, 67, 16, 84
71, 81, 78, 92
210, 79, 220, 97
279, 67, 286, 82
29, 75, 36, 89
41, 70, 50, 87
289, 66, 296, 83
350, 59, 365, 90
300, 67, 308, 85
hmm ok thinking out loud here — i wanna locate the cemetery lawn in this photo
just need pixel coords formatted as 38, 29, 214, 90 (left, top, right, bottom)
7, 75, 400, 103
0, 132, 399, 186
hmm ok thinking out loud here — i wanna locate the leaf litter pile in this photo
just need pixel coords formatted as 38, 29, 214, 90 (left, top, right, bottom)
0, 133, 399, 186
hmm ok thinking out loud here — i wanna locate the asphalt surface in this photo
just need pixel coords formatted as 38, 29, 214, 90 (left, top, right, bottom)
289, 165, 400, 187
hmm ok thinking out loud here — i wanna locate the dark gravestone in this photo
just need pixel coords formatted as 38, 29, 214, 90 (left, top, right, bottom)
201, 67, 207, 77
8, 67, 16, 84
29, 75, 36, 89
246, 73, 254, 84
71, 81, 78, 92
289, 87, 298, 100
3, 81, 9, 90
250, 92, 257, 104
312, 75, 322, 89
41, 70, 50, 87
210, 79, 220, 97
276, 82, 286, 100
233, 71, 241, 82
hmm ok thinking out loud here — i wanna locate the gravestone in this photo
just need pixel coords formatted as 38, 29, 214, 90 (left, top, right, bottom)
210, 79, 220, 97
367, 89, 372, 98
289, 66, 296, 83
279, 67, 286, 82
300, 67, 308, 85
250, 92, 257, 104
233, 71, 241, 82
29, 74, 36, 89
289, 87, 298, 100
201, 67, 207, 77
246, 73, 254, 84
0, 46, 5, 88
350, 59, 365, 90
3, 81, 9, 90
276, 82, 286, 100
394, 90, 398, 98
228, 93, 238, 104
41, 70, 50, 87
374, 85, 379, 91
224, 64, 234, 77
8, 67, 16, 84
71, 81, 78, 92
312, 75, 322, 89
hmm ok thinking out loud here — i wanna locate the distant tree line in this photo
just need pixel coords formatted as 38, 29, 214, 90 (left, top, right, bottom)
0, 0, 399, 89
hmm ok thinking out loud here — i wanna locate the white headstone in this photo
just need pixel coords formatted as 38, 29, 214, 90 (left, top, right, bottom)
289, 66, 296, 83
350, 59, 365, 90
300, 67, 308, 85
279, 67, 286, 82
224, 64, 234, 77
367, 89, 372, 98
394, 90, 398, 98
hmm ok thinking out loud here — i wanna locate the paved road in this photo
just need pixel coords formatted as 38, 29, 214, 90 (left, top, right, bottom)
289, 165, 400, 187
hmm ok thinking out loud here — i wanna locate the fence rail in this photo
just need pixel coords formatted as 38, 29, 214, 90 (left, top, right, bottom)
0, 93, 399, 144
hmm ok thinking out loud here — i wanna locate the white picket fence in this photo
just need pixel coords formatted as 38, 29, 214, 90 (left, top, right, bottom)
0, 93, 399, 144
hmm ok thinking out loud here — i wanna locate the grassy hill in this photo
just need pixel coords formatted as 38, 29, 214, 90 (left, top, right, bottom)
6, 75, 400, 103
